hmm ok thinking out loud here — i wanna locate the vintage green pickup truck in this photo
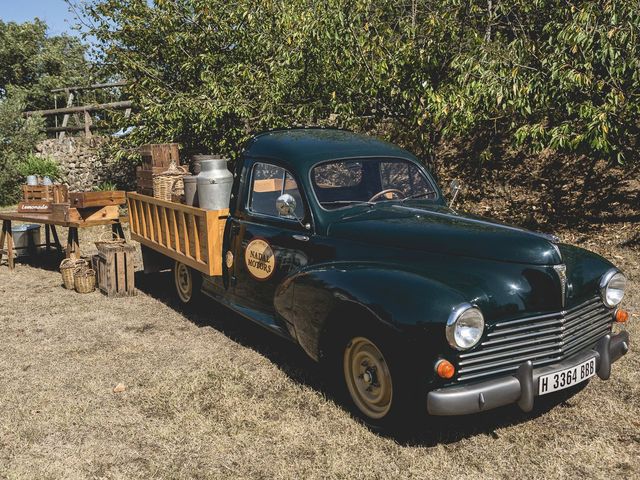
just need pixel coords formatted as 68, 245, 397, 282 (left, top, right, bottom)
138, 128, 631, 426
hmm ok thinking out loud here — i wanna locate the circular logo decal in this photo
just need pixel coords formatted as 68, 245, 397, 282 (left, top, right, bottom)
225, 250, 234, 268
245, 239, 276, 280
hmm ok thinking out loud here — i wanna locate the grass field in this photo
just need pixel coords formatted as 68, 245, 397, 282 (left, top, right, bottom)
0, 223, 638, 479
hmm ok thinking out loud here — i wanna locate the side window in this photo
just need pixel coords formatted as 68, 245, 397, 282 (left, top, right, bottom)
249, 162, 305, 219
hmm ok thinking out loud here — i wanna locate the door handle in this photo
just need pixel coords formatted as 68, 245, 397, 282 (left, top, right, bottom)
292, 234, 309, 242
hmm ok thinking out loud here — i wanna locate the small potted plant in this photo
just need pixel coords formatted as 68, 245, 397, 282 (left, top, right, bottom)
17, 154, 61, 185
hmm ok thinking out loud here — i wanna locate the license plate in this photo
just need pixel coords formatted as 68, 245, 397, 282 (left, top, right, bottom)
538, 357, 596, 396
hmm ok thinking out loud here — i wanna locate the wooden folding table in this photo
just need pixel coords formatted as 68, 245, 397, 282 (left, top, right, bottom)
0, 211, 124, 271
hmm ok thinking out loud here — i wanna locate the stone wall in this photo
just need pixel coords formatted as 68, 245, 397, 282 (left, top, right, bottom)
36, 136, 107, 192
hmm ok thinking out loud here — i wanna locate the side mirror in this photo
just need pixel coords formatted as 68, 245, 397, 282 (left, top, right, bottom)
449, 179, 461, 208
276, 193, 297, 218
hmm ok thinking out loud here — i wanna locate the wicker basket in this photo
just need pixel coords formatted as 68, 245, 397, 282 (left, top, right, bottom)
95, 230, 126, 249
60, 258, 87, 290
153, 162, 188, 201
74, 266, 96, 294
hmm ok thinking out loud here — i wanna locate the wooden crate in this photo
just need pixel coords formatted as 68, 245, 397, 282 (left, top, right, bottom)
92, 242, 136, 297
136, 166, 166, 192
22, 184, 68, 203
69, 191, 126, 209
126, 192, 228, 276
51, 203, 120, 224
139, 143, 180, 169
136, 187, 154, 197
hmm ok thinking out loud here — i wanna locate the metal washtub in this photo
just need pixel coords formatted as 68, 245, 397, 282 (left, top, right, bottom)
457, 297, 614, 382
12, 224, 41, 257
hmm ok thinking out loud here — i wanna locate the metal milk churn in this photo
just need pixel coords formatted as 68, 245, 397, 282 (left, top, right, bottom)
196, 157, 233, 210
183, 176, 198, 207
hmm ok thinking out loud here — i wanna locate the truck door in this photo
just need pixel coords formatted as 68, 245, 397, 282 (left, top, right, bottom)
226, 160, 313, 332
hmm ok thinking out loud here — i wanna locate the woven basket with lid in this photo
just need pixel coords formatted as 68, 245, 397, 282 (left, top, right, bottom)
153, 162, 188, 201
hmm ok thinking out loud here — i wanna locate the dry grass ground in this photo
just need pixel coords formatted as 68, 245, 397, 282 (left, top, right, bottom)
0, 221, 638, 479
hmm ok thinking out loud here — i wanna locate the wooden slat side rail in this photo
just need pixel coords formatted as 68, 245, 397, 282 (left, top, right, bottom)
139, 200, 147, 238
171, 209, 180, 255
181, 211, 191, 259
128, 197, 138, 233
127, 192, 208, 216
145, 202, 154, 242
204, 210, 228, 277
162, 207, 171, 251
126, 192, 228, 276
153, 204, 162, 247
192, 214, 201, 262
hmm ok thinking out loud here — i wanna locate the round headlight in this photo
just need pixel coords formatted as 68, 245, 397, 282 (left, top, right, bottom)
446, 304, 484, 350
600, 270, 626, 308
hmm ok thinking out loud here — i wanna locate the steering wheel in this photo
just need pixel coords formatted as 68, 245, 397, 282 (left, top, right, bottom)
368, 189, 406, 202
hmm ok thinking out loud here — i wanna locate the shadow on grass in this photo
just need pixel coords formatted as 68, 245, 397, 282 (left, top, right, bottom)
5, 249, 65, 272
134, 269, 593, 446
393, 382, 588, 446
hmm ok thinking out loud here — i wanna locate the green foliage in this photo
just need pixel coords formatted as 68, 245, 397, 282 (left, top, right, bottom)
0, 94, 44, 205
0, 18, 95, 204
0, 19, 90, 110
81, 0, 639, 168
16, 154, 60, 180
82, 0, 461, 161
94, 181, 117, 191
451, 0, 640, 165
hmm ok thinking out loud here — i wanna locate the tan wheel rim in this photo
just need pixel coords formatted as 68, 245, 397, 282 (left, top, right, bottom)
174, 263, 192, 303
343, 336, 393, 419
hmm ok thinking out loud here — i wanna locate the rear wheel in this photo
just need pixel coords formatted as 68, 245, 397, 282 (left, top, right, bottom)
172, 261, 203, 306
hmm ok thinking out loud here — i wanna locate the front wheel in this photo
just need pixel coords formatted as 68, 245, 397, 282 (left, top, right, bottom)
334, 329, 423, 429
172, 261, 203, 307
343, 336, 394, 420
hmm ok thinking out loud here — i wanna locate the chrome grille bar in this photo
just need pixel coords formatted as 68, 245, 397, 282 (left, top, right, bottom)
456, 297, 613, 382
457, 356, 563, 382
487, 318, 563, 338
459, 333, 561, 358
458, 347, 563, 375
459, 341, 562, 367
563, 315, 611, 343
481, 326, 563, 346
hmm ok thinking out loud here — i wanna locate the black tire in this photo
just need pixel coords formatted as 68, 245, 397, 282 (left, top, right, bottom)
324, 321, 424, 430
172, 260, 203, 308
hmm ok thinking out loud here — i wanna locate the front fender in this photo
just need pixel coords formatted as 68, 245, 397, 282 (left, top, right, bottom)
286, 262, 466, 360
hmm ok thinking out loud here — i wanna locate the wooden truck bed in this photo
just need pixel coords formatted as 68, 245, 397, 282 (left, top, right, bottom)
126, 192, 228, 276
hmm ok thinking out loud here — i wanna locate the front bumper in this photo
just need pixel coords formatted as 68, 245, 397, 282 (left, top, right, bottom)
427, 331, 630, 416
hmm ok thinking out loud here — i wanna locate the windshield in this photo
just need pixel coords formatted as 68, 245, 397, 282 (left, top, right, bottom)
311, 157, 437, 210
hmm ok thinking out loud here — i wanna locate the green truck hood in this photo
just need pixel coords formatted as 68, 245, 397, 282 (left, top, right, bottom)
327, 203, 562, 266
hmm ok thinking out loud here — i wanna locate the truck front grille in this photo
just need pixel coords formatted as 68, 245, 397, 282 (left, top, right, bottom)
457, 297, 613, 382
